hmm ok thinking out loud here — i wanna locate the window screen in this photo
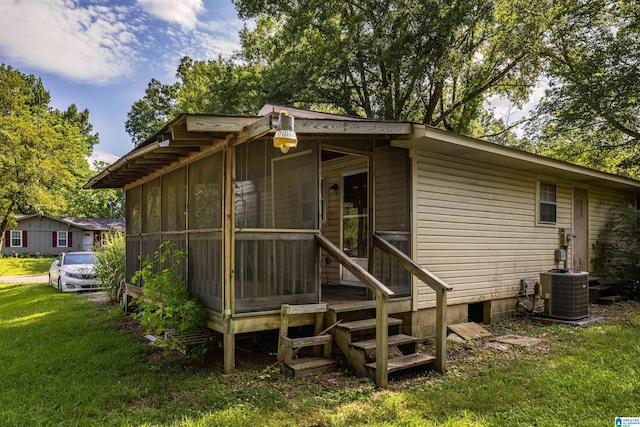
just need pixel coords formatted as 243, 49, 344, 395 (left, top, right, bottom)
127, 186, 142, 234
143, 178, 161, 233
539, 182, 557, 223
162, 167, 186, 231
236, 140, 318, 229
189, 152, 222, 230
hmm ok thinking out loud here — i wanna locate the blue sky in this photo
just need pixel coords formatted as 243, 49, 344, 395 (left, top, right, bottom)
0, 0, 246, 165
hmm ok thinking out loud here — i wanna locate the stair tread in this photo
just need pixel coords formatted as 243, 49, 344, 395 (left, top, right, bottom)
366, 353, 435, 373
337, 317, 403, 332
286, 356, 336, 370
589, 285, 614, 291
350, 334, 418, 351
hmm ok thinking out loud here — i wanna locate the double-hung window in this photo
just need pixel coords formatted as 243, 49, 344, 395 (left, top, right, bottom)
539, 182, 557, 224
57, 231, 68, 248
10, 230, 22, 247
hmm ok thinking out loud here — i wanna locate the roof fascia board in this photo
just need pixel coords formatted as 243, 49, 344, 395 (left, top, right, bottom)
393, 125, 640, 190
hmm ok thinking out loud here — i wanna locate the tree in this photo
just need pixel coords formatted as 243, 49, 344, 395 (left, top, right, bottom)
528, 0, 640, 174
126, 1, 552, 143
234, 0, 548, 133
125, 78, 179, 145
125, 57, 265, 145
176, 56, 265, 116
0, 65, 101, 249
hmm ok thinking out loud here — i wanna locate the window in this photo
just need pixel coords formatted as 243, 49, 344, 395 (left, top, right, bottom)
539, 182, 557, 224
10, 230, 22, 247
58, 231, 68, 248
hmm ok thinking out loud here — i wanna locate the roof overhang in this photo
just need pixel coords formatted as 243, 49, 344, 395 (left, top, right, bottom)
393, 125, 640, 194
85, 111, 413, 189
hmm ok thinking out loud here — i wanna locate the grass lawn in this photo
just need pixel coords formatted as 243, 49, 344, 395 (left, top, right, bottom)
1, 282, 638, 426
0, 257, 53, 276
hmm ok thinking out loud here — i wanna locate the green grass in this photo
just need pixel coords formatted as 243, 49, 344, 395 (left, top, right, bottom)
0, 257, 53, 276
1, 282, 639, 426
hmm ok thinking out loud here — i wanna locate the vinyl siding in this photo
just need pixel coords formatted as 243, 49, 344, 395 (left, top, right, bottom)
1, 216, 84, 256
375, 145, 410, 232
414, 149, 573, 308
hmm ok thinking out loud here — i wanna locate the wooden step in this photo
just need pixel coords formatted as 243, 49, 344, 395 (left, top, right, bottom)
597, 295, 623, 305
366, 353, 435, 374
350, 334, 418, 352
336, 317, 403, 333
284, 357, 337, 378
281, 334, 332, 350
589, 285, 615, 303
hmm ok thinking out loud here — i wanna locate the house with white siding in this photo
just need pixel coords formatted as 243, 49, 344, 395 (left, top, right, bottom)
85, 105, 640, 387
1, 215, 125, 256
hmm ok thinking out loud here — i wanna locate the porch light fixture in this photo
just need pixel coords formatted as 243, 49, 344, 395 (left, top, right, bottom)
273, 110, 298, 153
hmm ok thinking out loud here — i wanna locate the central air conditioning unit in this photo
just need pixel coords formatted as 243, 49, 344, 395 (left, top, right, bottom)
539, 269, 589, 320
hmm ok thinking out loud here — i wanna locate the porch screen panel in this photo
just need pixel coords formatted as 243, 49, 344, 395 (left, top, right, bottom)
162, 167, 186, 231
139, 235, 162, 286
272, 151, 318, 229
126, 186, 142, 282
126, 186, 142, 234
189, 232, 222, 312
189, 152, 222, 230
373, 232, 411, 297
235, 140, 318, 229
142, 178, 161, 233
125, 235, 141, 283
161, 235, 188, 290
235, 232, 318, 313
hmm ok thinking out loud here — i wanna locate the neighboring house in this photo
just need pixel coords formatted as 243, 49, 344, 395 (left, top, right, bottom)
85, 105, 640, 386
1, 215, 125, 256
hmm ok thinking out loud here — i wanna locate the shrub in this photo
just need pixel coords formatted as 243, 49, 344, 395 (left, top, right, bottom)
132, 241, 206, 336
94, 232, 126, 305
596, 204, 640, 299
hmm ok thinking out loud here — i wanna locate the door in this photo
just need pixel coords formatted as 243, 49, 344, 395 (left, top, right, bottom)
341, 171, 368, 284
573, 188, 589, 272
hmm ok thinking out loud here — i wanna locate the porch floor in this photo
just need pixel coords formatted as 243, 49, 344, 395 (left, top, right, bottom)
320, 284, 368, 304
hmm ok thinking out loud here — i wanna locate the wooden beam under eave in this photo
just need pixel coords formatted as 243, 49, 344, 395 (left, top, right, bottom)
225, 114, 273, 147
295, 119, 413, 135
186, 115, 261, 133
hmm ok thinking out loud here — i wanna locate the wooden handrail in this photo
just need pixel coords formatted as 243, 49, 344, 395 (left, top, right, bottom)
373, 233, 450, 372
316, 234, 395, 298
316, 233, 392, 387
373, 235, 451, 293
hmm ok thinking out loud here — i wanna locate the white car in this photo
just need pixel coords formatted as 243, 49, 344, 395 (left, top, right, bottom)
48, 252, 102, 292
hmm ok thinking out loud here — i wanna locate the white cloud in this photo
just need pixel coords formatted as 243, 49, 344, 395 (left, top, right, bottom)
159, 18, 244, 79
89, 150, 120, 168
0, 0, 140, 84
137, 0, 204, 30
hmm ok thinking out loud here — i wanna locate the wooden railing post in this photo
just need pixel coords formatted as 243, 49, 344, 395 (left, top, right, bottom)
373, 234, 452, 373
375, 290, 389, 388
315, 234, 395, 388
435, 289, 447, 371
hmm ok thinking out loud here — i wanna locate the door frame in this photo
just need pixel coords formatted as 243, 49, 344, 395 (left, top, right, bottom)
340, 167, 370, 285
